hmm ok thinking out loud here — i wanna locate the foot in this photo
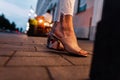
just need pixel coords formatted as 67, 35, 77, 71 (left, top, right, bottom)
52, 33, 88, 57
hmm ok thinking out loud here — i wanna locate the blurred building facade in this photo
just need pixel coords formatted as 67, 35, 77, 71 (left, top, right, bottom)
35, 0, 104, 41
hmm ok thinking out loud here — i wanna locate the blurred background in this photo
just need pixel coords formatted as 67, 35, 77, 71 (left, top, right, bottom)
0, 0, 37, 33
0, 0, 103, 41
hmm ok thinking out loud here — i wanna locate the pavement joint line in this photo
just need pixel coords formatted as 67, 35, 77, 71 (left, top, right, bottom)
20, 42, 23, 46
45, 67, 54, 80
0, 42, 22, 46
4, 50, 17, 67
9, 56, 62, 57
32, 40, 35, 43
4, 66, 46, 68
0, 66, 4, 67
21, 42, 23, 46
60, 55, 75, 65
34, 46, 37, 51
0, 55, 11, 57
5, 65, 82, 67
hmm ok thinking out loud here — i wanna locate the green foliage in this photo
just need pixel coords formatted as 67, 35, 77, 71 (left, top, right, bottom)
0, 14, 17, 31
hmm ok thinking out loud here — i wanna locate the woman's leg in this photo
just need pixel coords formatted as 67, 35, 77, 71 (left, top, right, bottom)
52, 0, 89, 56
47, 0, 89, 56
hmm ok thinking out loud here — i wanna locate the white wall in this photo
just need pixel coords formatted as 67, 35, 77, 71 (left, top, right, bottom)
90, 0, 104, 40
73, 0, 94, 39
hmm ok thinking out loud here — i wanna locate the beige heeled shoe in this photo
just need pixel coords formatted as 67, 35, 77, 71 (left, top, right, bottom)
47, 34, 64, 51
51, 33, 89, 57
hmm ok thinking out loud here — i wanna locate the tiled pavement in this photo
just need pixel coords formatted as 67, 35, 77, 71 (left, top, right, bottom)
0, 32, 94, 80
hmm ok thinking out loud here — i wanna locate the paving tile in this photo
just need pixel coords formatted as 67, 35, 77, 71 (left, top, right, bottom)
36, 46, 66, 54
36, 49, 67, 57
62, 55, 93, 65
22, 41, 36, 45
0, 67, 50, 80
0, 51, 14, 56
14, 51, 61, 57
35, 46, 50, 51
7, 57, 72, 66
48, 66, 90, 80
0, 39, 33, 44
33, 37, 47, 44
0, 44, 35, 51
0, 41, 22, 46
35, 44, 49, 51
0, 57, 9, 66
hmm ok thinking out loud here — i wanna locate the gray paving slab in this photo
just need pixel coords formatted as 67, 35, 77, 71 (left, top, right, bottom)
0, 44, 35, 51
0, 38, 33, 43
62, 54, 92, 65
0, 57, 9, 66
0, 51, 14, 56
21, 42, 36, 45
0, 41, 22, 46
7, 57, 72, 66
33, 37, 47, 44
48, 66, 90, 80
14, 51, 61, 57
35, 46, 49, 51
0, 67, 50, 80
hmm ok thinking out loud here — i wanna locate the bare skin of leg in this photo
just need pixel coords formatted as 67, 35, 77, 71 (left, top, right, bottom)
53, 14, 88, 56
